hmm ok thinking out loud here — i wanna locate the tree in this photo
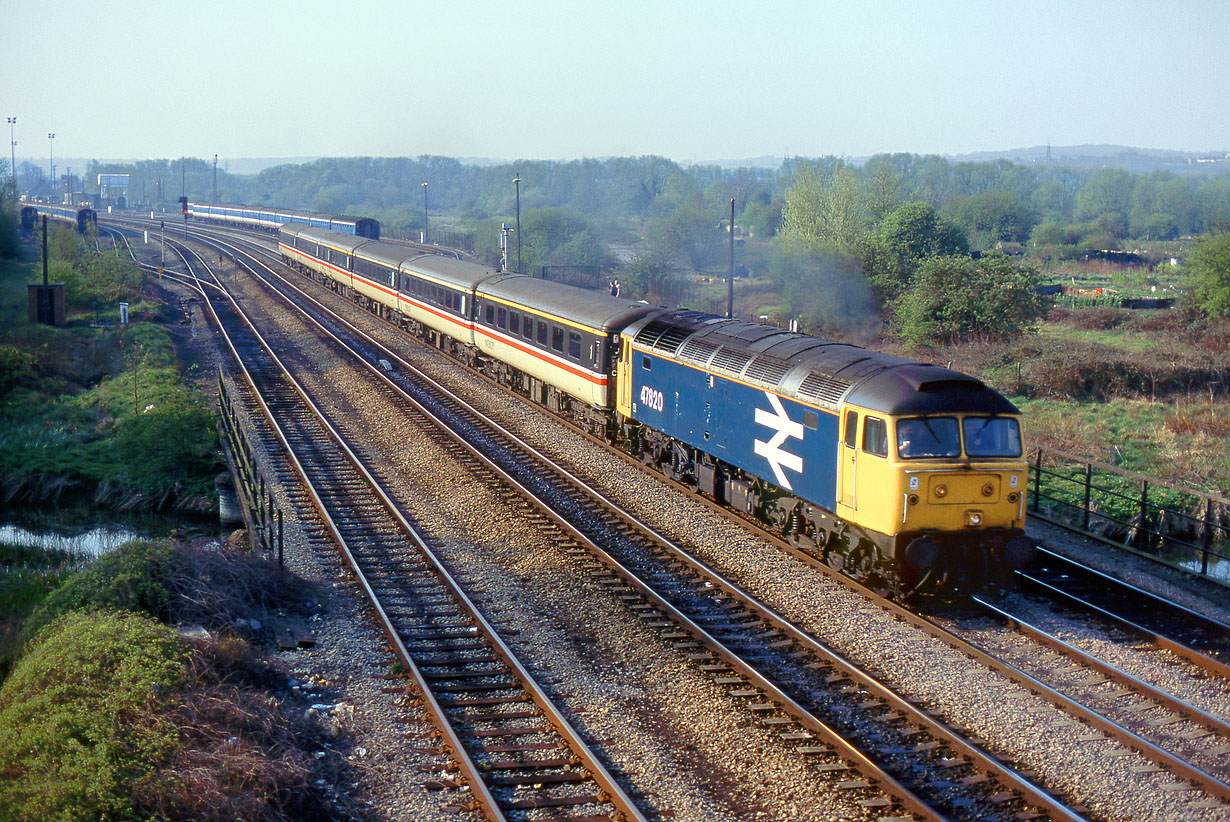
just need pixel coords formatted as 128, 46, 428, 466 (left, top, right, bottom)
944, 190, 1037, 249
647, 203, 723, 272
778, 161, 866, 253
1188, 231, 1230, 319
861, 201, 967, 303
893, 254, 1047, 347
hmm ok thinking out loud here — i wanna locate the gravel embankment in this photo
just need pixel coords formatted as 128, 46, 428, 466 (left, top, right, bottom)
182, 251, 1230, 822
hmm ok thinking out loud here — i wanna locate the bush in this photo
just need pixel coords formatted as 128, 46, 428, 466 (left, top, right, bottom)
1188, 230, 1230, 319
0, 610, 188, 821
22, 539, 180, 643
894, 254, 1048, 347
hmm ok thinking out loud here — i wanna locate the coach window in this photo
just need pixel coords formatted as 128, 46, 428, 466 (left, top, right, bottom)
862, 416, 888, 458
497, 307, 507, 329
523, 316, 534, 340
486, 304, 495, 325
552, 326, 564, 353
509, 312, 519, 334
568, 331, 581, 360
537, 320, 548, 346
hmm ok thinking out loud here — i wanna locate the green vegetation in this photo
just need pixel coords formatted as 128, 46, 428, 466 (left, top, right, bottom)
1188, 230, 1230, 318
0, 540, 342, 820
0, 610, 188, 820
0, 229, 219, 508
48, 150, 1230, 491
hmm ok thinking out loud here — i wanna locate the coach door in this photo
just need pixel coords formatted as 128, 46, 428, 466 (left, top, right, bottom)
839, 409, 858, 510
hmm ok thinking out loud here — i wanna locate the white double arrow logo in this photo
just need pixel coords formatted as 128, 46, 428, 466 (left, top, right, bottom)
753, 392, 804, 490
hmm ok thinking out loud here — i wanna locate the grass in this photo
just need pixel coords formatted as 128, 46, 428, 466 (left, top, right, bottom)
0, 246, 221, 506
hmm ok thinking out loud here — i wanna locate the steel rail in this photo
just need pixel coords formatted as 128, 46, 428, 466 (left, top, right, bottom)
166, 233, 648, 822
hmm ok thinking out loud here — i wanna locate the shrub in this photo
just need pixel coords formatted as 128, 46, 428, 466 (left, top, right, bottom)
0, 610, 188, 821
22, 539, 180, 643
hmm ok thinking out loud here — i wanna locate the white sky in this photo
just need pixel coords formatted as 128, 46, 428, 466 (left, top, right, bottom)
3, 0, 1228, 165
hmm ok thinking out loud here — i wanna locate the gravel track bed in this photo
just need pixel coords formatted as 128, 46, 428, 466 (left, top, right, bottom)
218, 264, 861, 819
302, 293, 1230, 822
200, 248, 1230, 821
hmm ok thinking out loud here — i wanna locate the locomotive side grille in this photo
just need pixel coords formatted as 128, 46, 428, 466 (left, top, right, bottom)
711, 347, 754, 376
797, 371, 852, 408
744, 355, 792, 387
678, 338, 720, 366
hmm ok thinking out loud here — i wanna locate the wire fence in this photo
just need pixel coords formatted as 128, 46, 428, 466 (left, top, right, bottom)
1028, 445, 1230, 586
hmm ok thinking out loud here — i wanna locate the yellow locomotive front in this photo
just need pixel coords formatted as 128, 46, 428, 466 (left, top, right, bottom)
837, 386, 1037, 596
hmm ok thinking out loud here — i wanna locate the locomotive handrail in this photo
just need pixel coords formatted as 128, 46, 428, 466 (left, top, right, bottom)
1027, 446, 1230, 588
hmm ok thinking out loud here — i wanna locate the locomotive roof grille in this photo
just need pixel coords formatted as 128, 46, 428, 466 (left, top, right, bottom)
744, 355, 792, 386
711, 348, 754, 376
678, 337, 720, 365
797, 372, 853, 408
653, 325, 694, 354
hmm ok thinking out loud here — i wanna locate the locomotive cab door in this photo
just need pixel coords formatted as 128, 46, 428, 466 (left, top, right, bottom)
615, 335, 635, 419
839, 409, 858, 510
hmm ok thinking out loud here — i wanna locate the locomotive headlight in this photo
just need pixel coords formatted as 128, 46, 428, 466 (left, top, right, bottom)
981, 483, 995, 497
964, 510, 983, 527
934, 484, 948, 498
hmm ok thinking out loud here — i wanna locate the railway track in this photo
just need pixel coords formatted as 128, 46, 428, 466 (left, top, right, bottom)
120, 226, 648, 822
110, 216, 1230, 818
1017, 548, 1230, 678
157, 222, 1105, 822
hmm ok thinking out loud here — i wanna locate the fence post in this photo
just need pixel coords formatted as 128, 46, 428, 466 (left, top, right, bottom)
1137, 479, 1149, 550
1031, 449, 1043, 513
1202, 497, 1213, 577
1082, 462, 1092, 531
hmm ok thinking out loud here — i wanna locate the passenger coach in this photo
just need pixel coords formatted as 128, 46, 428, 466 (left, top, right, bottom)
191, 202, 380, 238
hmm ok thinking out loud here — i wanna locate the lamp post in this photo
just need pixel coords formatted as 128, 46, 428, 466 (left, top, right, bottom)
421, 181, 429, 243
47, 133, 54, 200
213, 154, 218, 201
512, 173, 521, 274
6, 117, 14, 198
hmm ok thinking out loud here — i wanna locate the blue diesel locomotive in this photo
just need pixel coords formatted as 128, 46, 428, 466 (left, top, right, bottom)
277, 223, 1036, 597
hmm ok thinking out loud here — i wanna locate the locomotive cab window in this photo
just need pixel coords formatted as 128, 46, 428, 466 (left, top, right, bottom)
963, 416, 1022, 458
897, 417, 961, 459
843, 411, 857, 448
862, 416, 888, 458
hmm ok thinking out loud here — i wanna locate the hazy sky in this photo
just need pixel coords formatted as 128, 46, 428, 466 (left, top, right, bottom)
4, 0, 1228, 166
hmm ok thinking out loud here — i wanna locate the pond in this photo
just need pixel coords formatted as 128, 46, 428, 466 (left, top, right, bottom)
0, 507, 220, 558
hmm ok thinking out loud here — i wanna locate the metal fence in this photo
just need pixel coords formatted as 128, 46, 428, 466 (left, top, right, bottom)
1028, 446, 1230, 587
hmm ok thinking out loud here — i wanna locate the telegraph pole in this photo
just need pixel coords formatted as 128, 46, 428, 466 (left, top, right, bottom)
513, 173, 521, 274
47, 133, 54, 199
727, 198, 735, 319
421, 181, 428, 243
